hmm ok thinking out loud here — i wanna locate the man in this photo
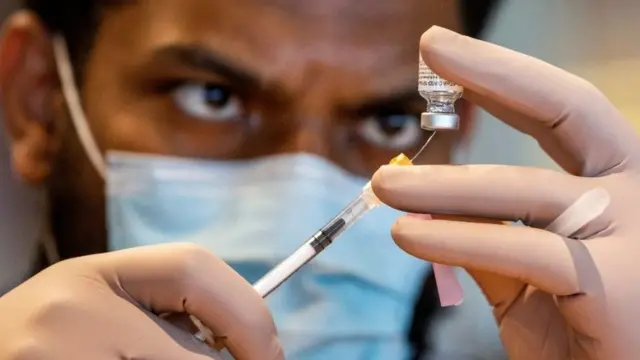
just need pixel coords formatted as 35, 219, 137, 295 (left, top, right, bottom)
0, 0, 503, 359
4, 1, 640, 359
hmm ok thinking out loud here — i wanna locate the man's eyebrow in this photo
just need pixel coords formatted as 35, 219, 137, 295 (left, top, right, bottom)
347, 89, 421, 114
148, 44, 261, 88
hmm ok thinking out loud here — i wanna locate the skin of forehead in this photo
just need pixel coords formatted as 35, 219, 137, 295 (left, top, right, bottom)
93, 0, 462, 96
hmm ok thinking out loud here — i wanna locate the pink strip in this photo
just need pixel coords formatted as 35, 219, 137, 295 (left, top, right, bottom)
408, 213, 464, 307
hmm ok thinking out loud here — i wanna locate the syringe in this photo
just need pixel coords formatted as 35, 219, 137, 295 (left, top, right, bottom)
193, 153, 416, 348
253, 152, 414, 297
196, 48, 464, 347
252, 53, 458, 298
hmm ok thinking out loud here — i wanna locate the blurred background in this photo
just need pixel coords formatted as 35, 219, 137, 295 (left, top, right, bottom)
1, 0, 639, 358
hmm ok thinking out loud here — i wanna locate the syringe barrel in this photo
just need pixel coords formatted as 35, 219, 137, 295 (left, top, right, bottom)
309, 152, 413, 251
257, 153, 414, 296
311, 188, 379, 251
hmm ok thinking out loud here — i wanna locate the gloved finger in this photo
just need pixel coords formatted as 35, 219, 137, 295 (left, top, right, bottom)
373, 164, 594, 228
100, 299, 227, 360
29, 281, 227, 360
420, 26, 640, 176
431, 214, 528, 307
91, 243, 283, 360
391, 215, 582, 296
123, 307, 227, 360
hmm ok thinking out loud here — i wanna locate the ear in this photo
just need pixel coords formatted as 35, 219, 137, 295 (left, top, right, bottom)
0, 11, 62, 185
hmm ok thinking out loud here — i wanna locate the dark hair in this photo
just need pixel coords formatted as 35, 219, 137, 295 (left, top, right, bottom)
25, 0, 503, 358
22, 0, 105, 68
460, 0, 502, 38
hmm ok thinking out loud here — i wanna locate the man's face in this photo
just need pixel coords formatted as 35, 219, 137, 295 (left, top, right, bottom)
1, 0, 465, 257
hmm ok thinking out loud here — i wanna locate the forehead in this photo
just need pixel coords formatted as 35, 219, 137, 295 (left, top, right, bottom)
95, 0, 461, 98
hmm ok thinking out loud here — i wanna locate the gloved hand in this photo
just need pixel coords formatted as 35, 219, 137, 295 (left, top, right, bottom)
0, 243, 283, 360
372, 26, 640, 360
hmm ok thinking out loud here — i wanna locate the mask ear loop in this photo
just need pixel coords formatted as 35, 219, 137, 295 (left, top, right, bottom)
39, 36, 106, 265
51, 35, 106, 179
40, 223, 60, 265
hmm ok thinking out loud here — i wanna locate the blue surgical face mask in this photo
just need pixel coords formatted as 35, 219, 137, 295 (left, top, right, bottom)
52, 36, 429, 359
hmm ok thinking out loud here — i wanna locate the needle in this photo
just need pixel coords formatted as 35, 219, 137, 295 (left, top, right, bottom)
411, 131, 437, 162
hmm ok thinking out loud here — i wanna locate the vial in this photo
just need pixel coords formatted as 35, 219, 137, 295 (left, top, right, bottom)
418, 54, 462, 130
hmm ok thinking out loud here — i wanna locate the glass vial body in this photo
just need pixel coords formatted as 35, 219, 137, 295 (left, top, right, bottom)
418, 54, 463, 130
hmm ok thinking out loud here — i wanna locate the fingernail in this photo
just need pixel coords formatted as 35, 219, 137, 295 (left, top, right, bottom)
378, 164, 415, 176
421, 26, 466, 67
423, 26, 463, 49
378, 164, 398, 172
374, 165, 410, 191
408, 213, 432, 220
426, 25, 460, 39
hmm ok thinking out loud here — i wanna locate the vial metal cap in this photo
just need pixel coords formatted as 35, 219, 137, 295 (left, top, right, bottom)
420, 112, 460, 131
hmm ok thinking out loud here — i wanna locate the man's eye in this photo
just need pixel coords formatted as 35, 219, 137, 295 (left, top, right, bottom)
357, 114, 422, 150
173, 83, 244, 122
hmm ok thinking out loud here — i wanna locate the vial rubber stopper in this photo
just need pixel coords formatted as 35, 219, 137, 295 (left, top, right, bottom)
420, 112, 460, 131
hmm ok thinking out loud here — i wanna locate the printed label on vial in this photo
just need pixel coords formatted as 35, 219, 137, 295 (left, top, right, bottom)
418, 55, 463, 93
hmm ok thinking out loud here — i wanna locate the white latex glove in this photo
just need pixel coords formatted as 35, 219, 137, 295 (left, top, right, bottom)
0, 243, 283, 360
373, 26, 640, 360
